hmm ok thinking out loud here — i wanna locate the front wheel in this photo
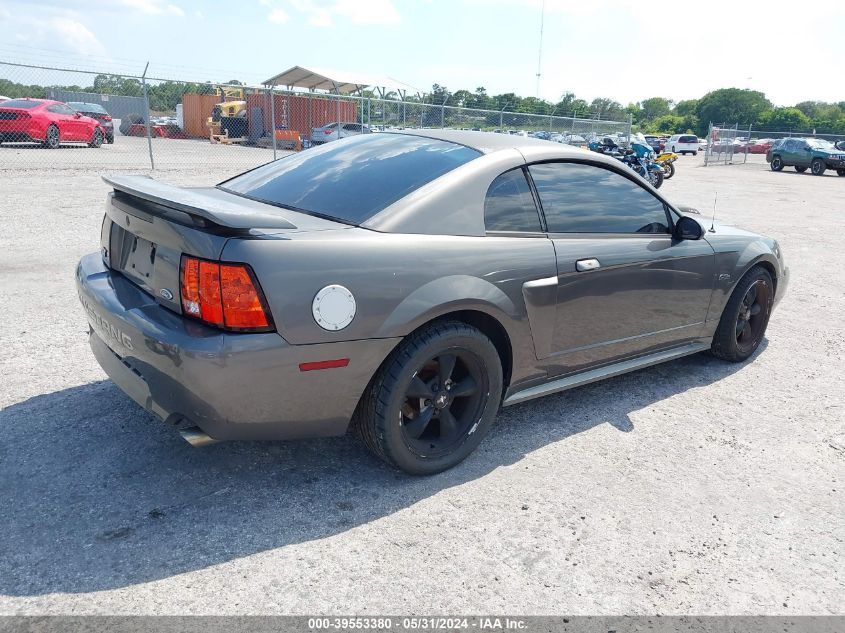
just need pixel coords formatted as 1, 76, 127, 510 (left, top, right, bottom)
357, 321, 503, 475
43, 124, 60, 149
711, 266, 773, 363
662, 161, 676, 179
795, 166, 807, 173
770, 156, 784, 171
811, 158, 826, 176
89, 128, 103, 148
649, 169, 664, 189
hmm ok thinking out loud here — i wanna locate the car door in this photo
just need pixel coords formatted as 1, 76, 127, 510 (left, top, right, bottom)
528, 161, 716, 375
780, 139, 800, 165
795, 140, 814, 167
52, 103, 84, 140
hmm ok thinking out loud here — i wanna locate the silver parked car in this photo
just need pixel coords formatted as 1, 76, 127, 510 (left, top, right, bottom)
76, 131, 788, 474
310, 121, 371, 144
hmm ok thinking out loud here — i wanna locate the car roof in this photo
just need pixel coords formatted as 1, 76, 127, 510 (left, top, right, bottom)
392, 128, 591, 157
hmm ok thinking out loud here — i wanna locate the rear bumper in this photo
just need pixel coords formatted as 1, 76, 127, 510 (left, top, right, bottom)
76, 253, 400, 442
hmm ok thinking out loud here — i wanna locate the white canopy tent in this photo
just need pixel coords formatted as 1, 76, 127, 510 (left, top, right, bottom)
262, 65, 422, 99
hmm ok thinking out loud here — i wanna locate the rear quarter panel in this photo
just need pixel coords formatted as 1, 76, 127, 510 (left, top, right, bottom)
221, 230, 559, 388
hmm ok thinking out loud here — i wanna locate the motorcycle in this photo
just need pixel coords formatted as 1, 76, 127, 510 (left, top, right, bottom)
590, 134, 664, 189
655, 151, 678, 179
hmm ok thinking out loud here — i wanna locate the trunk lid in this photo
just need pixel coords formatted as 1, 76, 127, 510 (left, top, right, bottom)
101, 175, 349, 315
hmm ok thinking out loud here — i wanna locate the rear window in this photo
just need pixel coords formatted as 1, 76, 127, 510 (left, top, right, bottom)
0, 99, 42, 109
679, 135, 698, 143
219, 133, 481, 224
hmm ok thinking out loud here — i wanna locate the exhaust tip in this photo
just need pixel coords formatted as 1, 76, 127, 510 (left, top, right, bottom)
179, 426, 219, 447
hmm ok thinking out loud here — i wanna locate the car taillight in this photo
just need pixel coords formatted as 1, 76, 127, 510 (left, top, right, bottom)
102, 114, 112, 122
324, 129, 333, 135
180, 255, 273, 332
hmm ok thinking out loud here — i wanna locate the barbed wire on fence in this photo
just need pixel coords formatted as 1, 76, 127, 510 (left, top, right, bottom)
0, 60, 631, 173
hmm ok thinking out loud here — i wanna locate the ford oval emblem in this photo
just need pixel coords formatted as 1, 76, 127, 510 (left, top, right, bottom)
159, 288, 174, 301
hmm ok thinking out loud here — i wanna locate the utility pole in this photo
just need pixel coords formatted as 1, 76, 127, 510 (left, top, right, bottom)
535, 0, 545, 98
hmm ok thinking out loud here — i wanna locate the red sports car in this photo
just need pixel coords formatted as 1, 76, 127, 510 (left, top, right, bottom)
743, 139, 776, 154
0, 98, 106, 148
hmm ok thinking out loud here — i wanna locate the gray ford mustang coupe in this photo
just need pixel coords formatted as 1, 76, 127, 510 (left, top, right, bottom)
77, 130, 788, 474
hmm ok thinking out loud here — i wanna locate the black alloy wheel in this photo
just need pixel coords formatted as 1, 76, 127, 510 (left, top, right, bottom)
811, 158, 826, 176
89, 128, 103, 148
711, 266, 773, 362
400, 350, 486, 458
43, 125, 60, 149
733, 279, 771, 357
770, 156, 783, 171
357, 320, 503, 475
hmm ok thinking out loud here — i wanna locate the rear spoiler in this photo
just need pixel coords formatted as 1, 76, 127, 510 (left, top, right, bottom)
103, 174, 297, 230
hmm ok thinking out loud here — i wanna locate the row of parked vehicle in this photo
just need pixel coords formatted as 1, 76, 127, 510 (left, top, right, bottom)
0, 97, 114, 148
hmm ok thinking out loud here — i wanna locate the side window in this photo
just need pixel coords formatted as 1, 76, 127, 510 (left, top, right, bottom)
484, 168, 542, 233
49, 104, 74, 115
529, 162, 671, 234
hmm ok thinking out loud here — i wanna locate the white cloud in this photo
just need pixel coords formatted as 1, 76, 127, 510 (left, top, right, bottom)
268, 7, 290, 22
49, 17, 107, 55
272, 0, 401, 27
118, 0, 184, 16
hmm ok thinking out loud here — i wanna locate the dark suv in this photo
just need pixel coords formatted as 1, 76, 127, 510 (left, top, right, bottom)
766, 137, 845, 176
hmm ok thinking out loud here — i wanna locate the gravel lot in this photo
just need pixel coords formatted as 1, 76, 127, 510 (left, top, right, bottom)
0, 142, 842, 615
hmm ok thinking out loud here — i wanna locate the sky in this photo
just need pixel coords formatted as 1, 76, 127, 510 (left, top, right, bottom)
1, 0, 843, 106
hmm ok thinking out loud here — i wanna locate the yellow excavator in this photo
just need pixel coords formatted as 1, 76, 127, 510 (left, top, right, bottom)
210, 87, 247, 120
207, 87, 248, 140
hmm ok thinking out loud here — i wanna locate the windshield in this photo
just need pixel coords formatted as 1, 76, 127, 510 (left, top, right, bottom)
219, 133, 481, 225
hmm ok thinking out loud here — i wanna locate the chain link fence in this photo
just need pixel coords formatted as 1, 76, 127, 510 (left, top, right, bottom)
1, 60, 631, 174
704, 121, 845, 166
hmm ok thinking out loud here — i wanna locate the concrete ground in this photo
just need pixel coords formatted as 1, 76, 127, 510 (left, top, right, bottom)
0, 144, 842, 615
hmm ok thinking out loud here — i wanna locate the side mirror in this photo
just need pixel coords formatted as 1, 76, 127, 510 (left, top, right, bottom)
674, 215, 704, 240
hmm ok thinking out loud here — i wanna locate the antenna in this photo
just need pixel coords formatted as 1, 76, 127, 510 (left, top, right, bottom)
535, 0, 545, 98
709, 191, 717, 233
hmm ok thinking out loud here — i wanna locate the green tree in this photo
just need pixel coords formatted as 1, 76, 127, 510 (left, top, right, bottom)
757, 107, 812, 132
695, 88, 772, 132
640, 97, 673, 122
589, 97, 623, 120
674, 99, 698, 117
645, 114, 684, 134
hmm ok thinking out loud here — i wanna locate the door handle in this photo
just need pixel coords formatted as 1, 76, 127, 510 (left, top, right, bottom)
575, 258, 601, 272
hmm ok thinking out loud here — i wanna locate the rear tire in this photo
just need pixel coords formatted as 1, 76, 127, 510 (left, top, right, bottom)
662, 162, 675, 179
811, 158, 826, 176
770, 156, 784, 171
43, 124, 60, 149
711, 266, 774, 363
837, 169, 845, 177
357, 320, 503, 475
795, 166, 807, 173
